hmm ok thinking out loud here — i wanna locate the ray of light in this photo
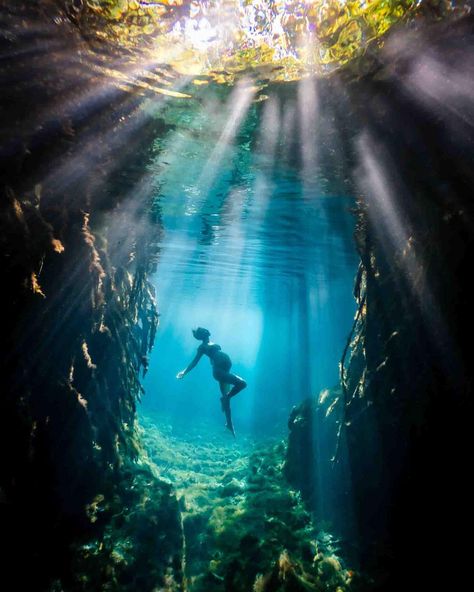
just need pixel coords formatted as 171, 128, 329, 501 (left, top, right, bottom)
298, 75, 319, 191
356, 131, 456, 362
197, 79, 257, 192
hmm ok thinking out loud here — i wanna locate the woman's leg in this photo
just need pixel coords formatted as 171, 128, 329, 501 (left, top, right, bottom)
219, 381, 234, 435
219, 381, 230, 411
223, 372, 247, 399
219, 381, 230, 396
214, 372, 246, 436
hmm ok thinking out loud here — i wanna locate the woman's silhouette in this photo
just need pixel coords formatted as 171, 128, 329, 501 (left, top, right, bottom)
176, 327, 247, 436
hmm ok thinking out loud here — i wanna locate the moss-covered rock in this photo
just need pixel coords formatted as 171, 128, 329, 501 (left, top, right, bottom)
64, 460, 184, 592
140, 414, 357, 592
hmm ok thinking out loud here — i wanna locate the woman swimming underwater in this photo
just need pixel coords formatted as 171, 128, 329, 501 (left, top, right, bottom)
176, 327, 247, 436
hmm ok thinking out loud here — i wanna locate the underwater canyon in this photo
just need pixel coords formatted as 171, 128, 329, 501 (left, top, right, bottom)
1, 2, 474, 591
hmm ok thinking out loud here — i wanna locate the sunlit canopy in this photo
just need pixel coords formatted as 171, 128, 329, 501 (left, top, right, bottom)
82, 1, 462, 83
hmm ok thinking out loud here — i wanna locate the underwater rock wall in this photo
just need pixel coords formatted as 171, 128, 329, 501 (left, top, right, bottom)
0, 3, 183, 590
340, 15, 474, 591
285, 387, 353, 538
284, 15, 474, 591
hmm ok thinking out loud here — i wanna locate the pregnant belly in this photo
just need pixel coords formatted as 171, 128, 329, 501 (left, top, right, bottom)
212, 351, 231, 371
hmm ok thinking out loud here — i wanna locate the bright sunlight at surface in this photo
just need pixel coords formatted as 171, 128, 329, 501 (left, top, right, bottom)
76, 1, 465, 83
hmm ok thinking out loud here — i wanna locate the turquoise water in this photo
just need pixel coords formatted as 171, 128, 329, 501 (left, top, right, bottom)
141, 94, 358, 437
136, 85, 361, 570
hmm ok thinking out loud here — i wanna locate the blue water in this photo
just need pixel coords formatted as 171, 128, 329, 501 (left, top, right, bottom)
141, 149, 358, 436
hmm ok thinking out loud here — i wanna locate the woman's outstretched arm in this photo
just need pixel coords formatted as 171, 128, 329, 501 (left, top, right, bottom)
176, 349, 203, 379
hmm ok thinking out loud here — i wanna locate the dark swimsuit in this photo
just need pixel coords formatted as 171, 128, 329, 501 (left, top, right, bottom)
199, 342, 232, 380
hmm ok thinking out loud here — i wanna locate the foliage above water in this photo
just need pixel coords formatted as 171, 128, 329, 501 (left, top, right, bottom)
75, 0, 466, 82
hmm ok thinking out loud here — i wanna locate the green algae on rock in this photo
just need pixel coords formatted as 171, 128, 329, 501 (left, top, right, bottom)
139, 414, 360, 592
62, 460, 184, 592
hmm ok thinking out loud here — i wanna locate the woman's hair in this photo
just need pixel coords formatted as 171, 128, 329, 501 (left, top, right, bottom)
192, 327, 211, 341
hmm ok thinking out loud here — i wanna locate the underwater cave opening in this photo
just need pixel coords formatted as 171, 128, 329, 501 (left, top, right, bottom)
129, 77, 362, 585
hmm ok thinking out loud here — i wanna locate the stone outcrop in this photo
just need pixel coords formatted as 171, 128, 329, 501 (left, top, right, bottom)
0, 4, 184, 589
285, 15, 474, 592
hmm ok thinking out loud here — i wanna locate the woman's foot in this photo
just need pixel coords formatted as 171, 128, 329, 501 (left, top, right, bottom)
225, 421, 235, 437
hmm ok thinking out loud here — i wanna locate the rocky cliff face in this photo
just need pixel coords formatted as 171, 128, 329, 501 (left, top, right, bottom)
286, 15, 474, 592
0, 4, 184, 589
346, 18, 474, 591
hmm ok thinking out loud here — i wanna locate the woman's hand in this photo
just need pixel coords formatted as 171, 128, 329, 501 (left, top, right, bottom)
176, 370, 186, 379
